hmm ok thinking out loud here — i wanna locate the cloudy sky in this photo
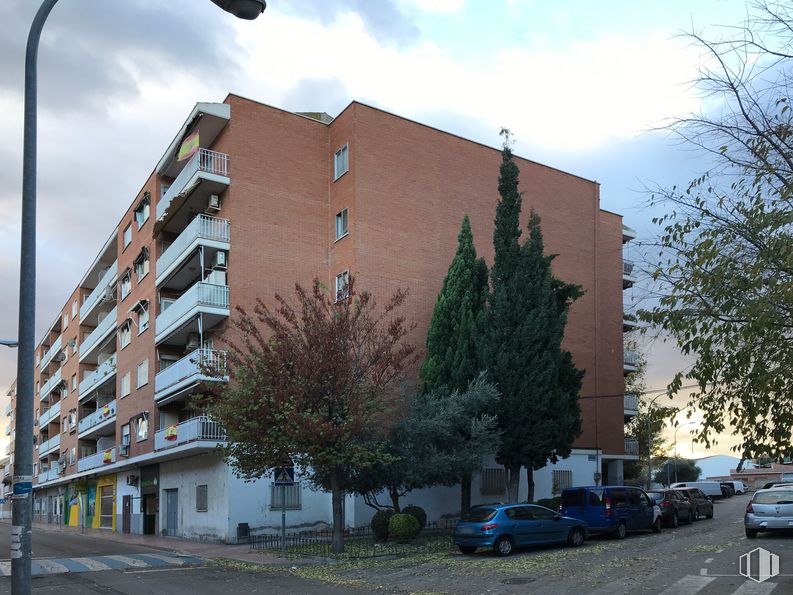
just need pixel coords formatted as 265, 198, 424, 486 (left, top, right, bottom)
0, 0, 749, 458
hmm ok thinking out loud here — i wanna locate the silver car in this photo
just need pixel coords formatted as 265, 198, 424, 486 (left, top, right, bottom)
745, 487, 793, 538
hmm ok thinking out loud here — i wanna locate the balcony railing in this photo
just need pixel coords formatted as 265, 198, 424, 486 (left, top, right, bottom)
624, 349, 639, 368
624, 393, 639, 414
623, 259, 635, 276
39, 401, 61, 428
155, 349, 227, 401
80, 260, 118, 321
4, 424, 10, 436
39, 368, 62, 401
39, 335, 62, 370
155, 283, 229, 341
79, 354, 117, 398
38, 433, 61, 456
78, 400, 117, 435
38, 466, 61, 484
154, 416, 226, 451
5, 403, 12, 416
79, 306, 118, 360
3, 464, 10, 478
157, 149, 229, 220
625, 438, 640, 456
157, 215, 230, 282
77, 447, 117, 472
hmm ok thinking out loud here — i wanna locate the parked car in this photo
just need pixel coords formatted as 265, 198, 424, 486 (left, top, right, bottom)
560, 486, 662, 539
646, 489, 694, 527
727, 480, 749, 494
745, 487, 793, 538
670, 481, 724, 499
453, 504, 589, 556
760, 482, 793, 490
672, 487, 714, 520
720, 483, 735, 498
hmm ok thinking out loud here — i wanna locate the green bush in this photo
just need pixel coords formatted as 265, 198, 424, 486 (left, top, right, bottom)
388, 513, 421, 542
535, 497, 561, 511
371, 509, 394, 540
402, 505, 427, 530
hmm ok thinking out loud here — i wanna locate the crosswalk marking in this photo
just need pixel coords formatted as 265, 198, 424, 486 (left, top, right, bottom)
732, 581, 778, 595
103, 554, 150, 568
0, 553, 205, 576
658, 576, 716, 594
33, 559, 70, 574
71, 557, 112, 571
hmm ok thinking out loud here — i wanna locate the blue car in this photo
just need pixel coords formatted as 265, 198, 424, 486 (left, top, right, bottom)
560, 486, 663, 538
452, 504, 588, 556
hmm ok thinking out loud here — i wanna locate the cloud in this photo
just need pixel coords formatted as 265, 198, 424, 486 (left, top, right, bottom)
405, 0, 466, 14
281, 78, 351, 115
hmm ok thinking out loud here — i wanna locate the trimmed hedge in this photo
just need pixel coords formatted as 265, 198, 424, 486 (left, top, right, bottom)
371, 509, 394, 540
535, 497, 561, 511
388, 513, 421, 542
402, 505, 427, 530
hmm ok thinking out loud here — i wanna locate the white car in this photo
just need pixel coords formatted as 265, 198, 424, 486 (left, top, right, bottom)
670, 481, 724, 499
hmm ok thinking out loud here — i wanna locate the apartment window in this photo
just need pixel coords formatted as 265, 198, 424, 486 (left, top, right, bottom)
135, 414, 148, 442
120, 371, 131, 398
335, 271, 349, 301
480, 468, 506, 495
137, 302, 149, 334
196, 485, 208, 512
71, 300, 77, 320
68, 409, 76, 431
134, 197, 150, 229
119, 321, 132, 349
69, 447, 76, 465
552, 470, 573, 495
121, 424, 131, 447
120, 271, 132, 300
333, 144, 349, 179
134, 248, 149, 282
71, 374, 77, 392
335, 208, 348, 240
270, 483, 302, 510
160, 183, 170, 198
123, 224, 132, 249
62, 313, 69, 329
61, 416, 68, 434
137, 359, 149, 389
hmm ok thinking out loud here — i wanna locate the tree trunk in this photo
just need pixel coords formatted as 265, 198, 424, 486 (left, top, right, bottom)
526, 467, 535, 503
505, 464, 521, 503
389, 486, 401, 513
330, 470, 345, 553
460, 472, 472, 516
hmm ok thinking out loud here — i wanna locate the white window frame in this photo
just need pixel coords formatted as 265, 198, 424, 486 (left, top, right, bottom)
134, 198, 150, 229
121, 371, 131, 398
134, 249, 149, 282
335, 270, 349, 302
71, 300, 78, 320
123, 224, 132, 249
62, 313, 69, 329
333, 144, 349, 180
120, 272, 132, 300
121, 423, 131, 446
335, 208, 348, 240
119, 321, 132, 349
71, 374, 77, 392
137, 303, 149, 334
137, 359, 149, 389
135, 414, 148, 442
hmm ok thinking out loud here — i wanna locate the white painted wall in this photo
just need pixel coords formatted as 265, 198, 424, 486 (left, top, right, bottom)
115, 471, 142, 534
695, 455, 754, 479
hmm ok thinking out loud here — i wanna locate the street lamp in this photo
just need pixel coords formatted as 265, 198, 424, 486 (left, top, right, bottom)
0, 340, 19, 348
13, 3, 265, 593
646, 392, 667, 489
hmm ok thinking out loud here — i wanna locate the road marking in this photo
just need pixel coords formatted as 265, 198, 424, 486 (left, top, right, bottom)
72, 557, 112, 571
103, 555, 150, 568
732, 581, 778, 594
659, 575, 715, 594
33, 559, 71, 574
705, 558, 714, 564
136, 553, 187, 565
700, 568, 709, 576
124, 566, 211, 574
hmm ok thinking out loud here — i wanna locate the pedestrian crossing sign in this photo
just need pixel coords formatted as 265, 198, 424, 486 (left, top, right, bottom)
273, 466, 295, 486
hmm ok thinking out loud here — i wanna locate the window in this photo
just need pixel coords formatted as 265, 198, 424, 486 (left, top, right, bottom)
134, 248, 149, 282
100, 485, 114, 528
196, 485, 208, 512
335, 271, 349, 301
137, 303, 149, 334
121, 424, 131, 446
120, 271, 132, 301
123, 224, 132, 249
505, 507, 533, 520
552, 470, 573, 495
121, 371, 131, 397
119, 321, 132, 349
160, 183, 170, 198
71, 374, 77, 392
62, 313, 69, 329
137, 359, 149, 388
69, 447, 76, 465
335, 208, 348, 240
68, 409, 76, 431
134, 197, 150, 229
71, 300, 77, 320
529, 506, 557, 520
270, 483, 302, 510
333, 144, 349, 179
480, 468, 506, 495
135, 414, 148, 442
62, 416, 68, 433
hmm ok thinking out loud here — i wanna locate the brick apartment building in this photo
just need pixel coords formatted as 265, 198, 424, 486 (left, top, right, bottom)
3, 95, 639, 541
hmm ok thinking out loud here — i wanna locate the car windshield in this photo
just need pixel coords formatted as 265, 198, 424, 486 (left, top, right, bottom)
754, 490, 793, 505
461, 508, 497, 522
646, 491, 664, 502
561, 489, 586, 507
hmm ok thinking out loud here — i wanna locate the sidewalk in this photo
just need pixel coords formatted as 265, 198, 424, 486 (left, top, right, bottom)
24, 520, 313, 567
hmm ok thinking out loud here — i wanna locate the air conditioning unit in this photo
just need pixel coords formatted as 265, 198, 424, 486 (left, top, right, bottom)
206, 270, 226, 286
207, 194, 221, 213
186, 333, 200, 352
126, 474, 138, 486
212, 251, 227, 270
54, 352, 66, 363
119, 444, 130, 457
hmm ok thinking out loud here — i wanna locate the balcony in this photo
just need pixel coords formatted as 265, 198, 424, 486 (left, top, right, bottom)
4, 424, 10, 436
157, 215, 230, 287
77, 447, 117, 472
625, 438, 640, 456
39, 368, 63, 401
623, 314, 640, 332
154, 416, 226, 451
157, 148, 229, 221
37, 433, 61, 457
155, 283, 229, 344
155, 349, 227, 403
624, 348, 639, 373
79, 354, 117, 400
624, 393, 639, 417
79, 306, 118, 362
80, 260, 118, 322
39, 401, 61, 428
5, 403, 12, 416
3, 464, 10, 478
78, 400, 117, 438
623, 259, 638, 289
37, 466, 61, 484
39, 335, 63, 371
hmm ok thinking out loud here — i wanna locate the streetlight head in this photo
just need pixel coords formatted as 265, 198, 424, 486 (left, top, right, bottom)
0, 339, 18, 348
210, 0, 266, 20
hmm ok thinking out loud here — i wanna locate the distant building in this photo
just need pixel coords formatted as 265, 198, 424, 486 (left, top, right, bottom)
696, 455, 755, 479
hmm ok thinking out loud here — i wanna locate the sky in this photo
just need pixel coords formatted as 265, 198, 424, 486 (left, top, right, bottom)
0, 0, 752, 459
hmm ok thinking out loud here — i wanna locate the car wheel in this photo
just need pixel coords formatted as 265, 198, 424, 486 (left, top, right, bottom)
692, 508, 700, 521
746, 528, 758, 539
706, 507, 714, 519
684, 510, 693, 524
494, 536, 514, 557
567, 527, 585, 547
652, 517, 662, 533
458, 545, 477, 555
670, 512, 679, 528
614, 522, 627, 540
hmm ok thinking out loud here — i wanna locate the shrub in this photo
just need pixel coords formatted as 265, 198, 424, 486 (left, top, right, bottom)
388, 513, 421, 542
535, 497, 561, 511
371, 509, 394, 540
402, 505, 427, 530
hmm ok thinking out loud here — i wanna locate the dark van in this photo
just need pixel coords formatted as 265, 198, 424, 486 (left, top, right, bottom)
560, 486, 662, 539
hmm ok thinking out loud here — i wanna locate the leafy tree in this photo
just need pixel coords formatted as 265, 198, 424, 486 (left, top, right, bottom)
640, 0, 793, 460
479, 131, 584, 502
420, 215, 489, 513
653, 459, 701, 486
203, 277, 416, 553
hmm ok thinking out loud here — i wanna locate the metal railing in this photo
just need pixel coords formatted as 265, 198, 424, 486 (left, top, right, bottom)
39, 335, 62, 370
155, 349, 227, 399
78, 400, 116, 434
3, 464, 10, 478
80, 260, 118, 321
625, 438, 640, 456
5, 403, 12, 416
624, 349, 639, 367
39, 368, 62, 401
157, 215, 230, 278
77, 447, 116, 472
37, 433, 60, 455
38, 466, 61, 484
154, 416, 226, 451
4, 424, 10, 436
157, 148, 229, 220
623, 259, 635, 276
79, 306, 118, 358
155, 283, 228, 338
39, 400, 61, 428
623, 393, 639, 413
79, 354, 117, 398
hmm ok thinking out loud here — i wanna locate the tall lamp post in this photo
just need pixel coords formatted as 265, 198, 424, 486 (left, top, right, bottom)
645, 393, 667, 489
673, 421, 697, 483
13, 2, 265, 593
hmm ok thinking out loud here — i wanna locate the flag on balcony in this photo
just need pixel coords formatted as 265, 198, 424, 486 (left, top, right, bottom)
102, 405, 110, 417
102, 449, 113, 464
165, 425, 178, 441
177, 131, 200, 161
